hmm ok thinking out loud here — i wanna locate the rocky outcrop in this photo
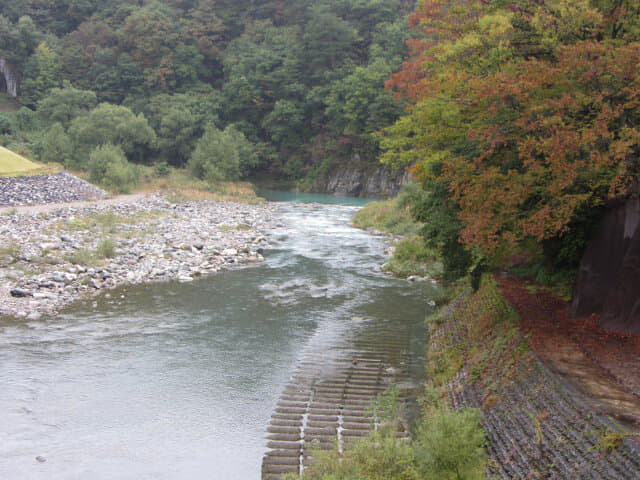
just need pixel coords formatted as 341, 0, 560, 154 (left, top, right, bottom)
570, 183, 640, 334
310, 166, 410, 198
0, 172, 108, 206
0, 57, 19, 97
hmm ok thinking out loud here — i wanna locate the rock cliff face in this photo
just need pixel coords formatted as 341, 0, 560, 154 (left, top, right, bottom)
570, 183, 640, 334
310, 166, 410, 198
0, 58, 20, 97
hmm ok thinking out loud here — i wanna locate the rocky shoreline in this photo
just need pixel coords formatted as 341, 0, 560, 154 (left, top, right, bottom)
0, 193, 277, 319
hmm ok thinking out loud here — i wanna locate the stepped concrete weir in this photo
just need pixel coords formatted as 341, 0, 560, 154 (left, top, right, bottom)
261, 314, 424, 479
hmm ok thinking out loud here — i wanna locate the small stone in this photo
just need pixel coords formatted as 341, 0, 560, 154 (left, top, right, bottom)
33, 292, 55, 300
10, 288, 33, 298
35, 456, 46, 463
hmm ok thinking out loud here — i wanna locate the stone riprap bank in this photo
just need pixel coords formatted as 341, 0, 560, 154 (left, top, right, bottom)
0, 194, 276, 319
0, 172, 108, 207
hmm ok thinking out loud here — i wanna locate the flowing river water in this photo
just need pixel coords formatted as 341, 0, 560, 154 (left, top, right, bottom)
0, 193, 438, 479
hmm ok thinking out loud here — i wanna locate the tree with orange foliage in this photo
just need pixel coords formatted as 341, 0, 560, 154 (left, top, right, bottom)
382, 0, 640, 279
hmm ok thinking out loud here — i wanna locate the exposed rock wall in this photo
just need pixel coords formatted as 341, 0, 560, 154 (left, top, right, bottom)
571, 183, 640, 334
310, 166, 410, 198
0, 57, 19, 97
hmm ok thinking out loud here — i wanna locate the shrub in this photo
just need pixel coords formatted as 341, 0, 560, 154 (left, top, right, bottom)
0, 114, 13, 134
40, 122, 72, 163
88, 144, 138, 193
352, 183, 424, 236
413, 407, 487, 480
65, 248, 96, 266
294, 428, 419, 480
153, 161, 170, 177
188, 125, 257, 183
383, 234, 442, 278
96, 238, 116, 258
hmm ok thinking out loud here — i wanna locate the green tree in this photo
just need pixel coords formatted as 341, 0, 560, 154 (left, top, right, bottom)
91, 53, 145, 103
325, 58, 402, 135
302, 5, 357, 82
189, 125, 257, 182
88, 143, 138, 193
37, 81, 97, 127
0, 15, 42, 67
14, 107, 37, 131
40, 122, 73, 164
262, 99, 306, 150
69, 103, 156, 166
157, 107, 198, 166
181, 0, 228, 67
21, 42, 61, 107
222, 21, 303, 126
0, 115, 12, 134
413, 408, 486, 480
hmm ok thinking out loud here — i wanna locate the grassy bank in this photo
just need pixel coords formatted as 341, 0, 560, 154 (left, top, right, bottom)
135, 165, 262, 203
68, 164, 262, 204
0, 145, 60, 176
352, 184, 442, 279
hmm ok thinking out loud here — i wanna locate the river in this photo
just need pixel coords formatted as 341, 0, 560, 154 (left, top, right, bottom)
0, 193, 438, 479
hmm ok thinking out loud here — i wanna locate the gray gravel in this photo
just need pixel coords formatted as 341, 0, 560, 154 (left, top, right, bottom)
0, 193, 276, 318
0, 172, 108, 207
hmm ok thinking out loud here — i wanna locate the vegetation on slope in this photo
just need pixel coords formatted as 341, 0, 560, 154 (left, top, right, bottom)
381, 0, 640, 291
353, 183, 442, 278
0, 144, 56, 175
288, 391, 486, 480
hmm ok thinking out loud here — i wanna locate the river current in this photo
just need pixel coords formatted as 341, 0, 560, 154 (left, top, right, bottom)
0, 193, 437, 479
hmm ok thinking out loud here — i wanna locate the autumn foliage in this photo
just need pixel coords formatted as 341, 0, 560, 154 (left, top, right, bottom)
383, 0, 640, 267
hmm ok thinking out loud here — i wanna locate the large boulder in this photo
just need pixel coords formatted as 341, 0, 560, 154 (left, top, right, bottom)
570, 183, 640, 334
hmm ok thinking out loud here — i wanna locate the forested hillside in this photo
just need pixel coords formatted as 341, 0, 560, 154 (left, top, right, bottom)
0, 0, 415, 186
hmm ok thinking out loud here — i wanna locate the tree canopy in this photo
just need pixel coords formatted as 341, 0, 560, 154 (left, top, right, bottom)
381, 0, 640, 277
0, 0, 416, 182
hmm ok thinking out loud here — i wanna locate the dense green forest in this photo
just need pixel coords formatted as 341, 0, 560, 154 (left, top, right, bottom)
0, 0, 415, 185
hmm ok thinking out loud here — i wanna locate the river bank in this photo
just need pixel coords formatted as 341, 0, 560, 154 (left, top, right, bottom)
0, 193, 276, 319
430, 277, 640, 479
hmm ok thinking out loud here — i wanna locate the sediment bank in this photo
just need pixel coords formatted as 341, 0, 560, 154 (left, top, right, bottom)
0, 193, 276, 319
